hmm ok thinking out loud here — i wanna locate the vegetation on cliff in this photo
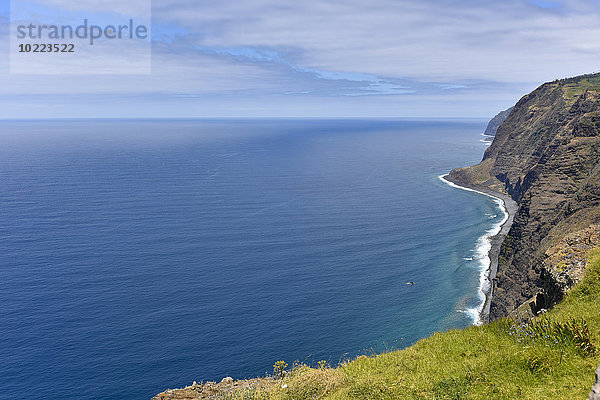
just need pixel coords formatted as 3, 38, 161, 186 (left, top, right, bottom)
155, 251, 600, 399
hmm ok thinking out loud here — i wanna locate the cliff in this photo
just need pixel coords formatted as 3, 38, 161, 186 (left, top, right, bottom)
448, 73, 600, 320
483, 106, 513, 137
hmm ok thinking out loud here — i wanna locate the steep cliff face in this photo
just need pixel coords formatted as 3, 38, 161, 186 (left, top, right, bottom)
449, 73, 600, 319
483, 106, 513, 137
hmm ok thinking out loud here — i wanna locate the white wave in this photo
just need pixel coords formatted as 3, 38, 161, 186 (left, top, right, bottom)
457, 308, 480, 322
463, 257, 473, 261
439, 174, 509, 326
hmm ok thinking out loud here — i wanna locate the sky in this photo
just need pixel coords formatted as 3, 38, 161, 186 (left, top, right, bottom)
1, 0, 600, 118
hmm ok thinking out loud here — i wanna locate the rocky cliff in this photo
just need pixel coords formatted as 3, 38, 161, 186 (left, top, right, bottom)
448, 73, 600, 320
483, 106, 514, 137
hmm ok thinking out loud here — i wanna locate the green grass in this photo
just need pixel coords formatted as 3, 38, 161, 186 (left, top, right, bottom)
228, 249, 600, 400
562, 75, 600, 106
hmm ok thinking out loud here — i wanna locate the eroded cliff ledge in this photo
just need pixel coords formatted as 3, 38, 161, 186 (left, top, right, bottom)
448, 73, 600, 320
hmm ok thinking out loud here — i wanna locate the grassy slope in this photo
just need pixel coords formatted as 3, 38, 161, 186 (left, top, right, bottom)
231, 250, 600, 399
562, 74, 600, 106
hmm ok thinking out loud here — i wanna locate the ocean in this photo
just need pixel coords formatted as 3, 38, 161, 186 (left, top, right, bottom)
0, 119, 505, 399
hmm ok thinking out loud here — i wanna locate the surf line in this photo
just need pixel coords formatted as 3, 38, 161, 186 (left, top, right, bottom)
438, 174, 510, 325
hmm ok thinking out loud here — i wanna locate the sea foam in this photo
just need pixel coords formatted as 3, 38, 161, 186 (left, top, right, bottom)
439, 174, 509, 325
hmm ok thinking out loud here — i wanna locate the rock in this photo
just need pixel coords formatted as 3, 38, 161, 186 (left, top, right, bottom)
589, 365, 600, 400
220, 377, 234, 384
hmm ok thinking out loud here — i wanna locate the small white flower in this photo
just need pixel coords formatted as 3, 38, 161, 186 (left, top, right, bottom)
281, 383, 288, 389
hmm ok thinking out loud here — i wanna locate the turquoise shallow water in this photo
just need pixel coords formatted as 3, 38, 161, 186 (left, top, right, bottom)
0, 119, 503, 399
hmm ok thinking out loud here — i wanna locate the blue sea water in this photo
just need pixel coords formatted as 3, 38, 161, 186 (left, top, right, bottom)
0, 119, 503, 400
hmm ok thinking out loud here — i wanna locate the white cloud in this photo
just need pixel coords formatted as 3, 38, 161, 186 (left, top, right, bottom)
24, 0, 151, 18
3, 0, 600, 117
152, 0, 600, 83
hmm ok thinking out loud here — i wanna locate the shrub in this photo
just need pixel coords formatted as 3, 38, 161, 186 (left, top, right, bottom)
507, 317, 596, 356
274, 361, 288, 379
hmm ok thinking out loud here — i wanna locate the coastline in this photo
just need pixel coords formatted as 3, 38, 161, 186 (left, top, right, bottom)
439, 174, 518, 324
